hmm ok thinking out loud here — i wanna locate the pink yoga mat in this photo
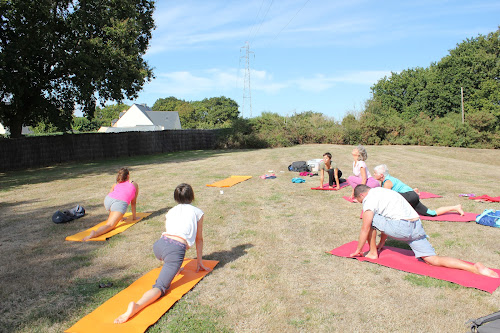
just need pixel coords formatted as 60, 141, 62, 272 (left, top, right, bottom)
311, 182, 349, 191
419, 212, 477, 222
469, 195, 500, 203
418, 191, 442, 199
343, 196, 356, 203
329, 241, 500, 293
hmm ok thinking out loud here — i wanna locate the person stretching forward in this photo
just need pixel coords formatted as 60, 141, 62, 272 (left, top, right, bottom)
114, 183, 211, 324
350, 185, 498, 278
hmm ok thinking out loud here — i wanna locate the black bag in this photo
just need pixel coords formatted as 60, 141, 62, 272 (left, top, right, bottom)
468, 310, 500, 332
52, 205, 85, 224
288, 161, 310, 172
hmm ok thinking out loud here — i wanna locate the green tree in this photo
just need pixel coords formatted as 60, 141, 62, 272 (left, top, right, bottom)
0, 0, 155, 138
71, 117, 102, 132
153, 97, 196, 128
191, 96, 239, 128
94, 103, 130, 127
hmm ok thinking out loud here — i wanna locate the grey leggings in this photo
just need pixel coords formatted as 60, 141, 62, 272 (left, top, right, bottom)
152, 237, 186, 297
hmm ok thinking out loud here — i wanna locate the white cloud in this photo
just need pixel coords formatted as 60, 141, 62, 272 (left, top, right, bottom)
145, 67, 390, 99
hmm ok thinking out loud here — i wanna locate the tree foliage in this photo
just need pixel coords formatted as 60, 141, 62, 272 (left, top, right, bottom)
0, 0, 155, 137
152, 96, 239, 129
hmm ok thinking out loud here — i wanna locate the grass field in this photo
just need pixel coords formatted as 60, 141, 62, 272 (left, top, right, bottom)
1, 144, 499, 332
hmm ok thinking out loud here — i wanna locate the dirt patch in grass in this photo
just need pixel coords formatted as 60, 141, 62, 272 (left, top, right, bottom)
1, 145, 499, 332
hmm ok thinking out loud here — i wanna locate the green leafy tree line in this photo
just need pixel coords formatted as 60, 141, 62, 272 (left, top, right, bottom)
0, 0, 155, 138
365, 27, 500, 147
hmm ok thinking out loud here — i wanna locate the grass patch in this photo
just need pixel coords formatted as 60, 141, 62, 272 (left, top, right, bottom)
404, 275, 461, 289
384, 239, 411, 250
148, 299, 232, 333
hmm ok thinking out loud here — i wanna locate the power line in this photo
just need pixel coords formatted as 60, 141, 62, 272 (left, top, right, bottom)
247, 0, 267, 41
273, 0, 311, 40
249, 0, 274, 45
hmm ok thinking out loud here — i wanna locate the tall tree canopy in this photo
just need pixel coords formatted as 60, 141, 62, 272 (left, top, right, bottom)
370, 27, 500, 122
0, 0, 155, 137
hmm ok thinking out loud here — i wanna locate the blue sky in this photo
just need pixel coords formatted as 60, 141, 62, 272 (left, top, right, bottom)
123, 0, 500, 121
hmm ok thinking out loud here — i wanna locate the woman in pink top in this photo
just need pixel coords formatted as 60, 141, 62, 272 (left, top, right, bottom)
347, 145, 379, 199
83, 168, 139, 241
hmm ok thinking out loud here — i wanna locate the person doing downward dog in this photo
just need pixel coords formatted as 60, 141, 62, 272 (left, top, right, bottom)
373, 164, 464, 217
114, 183, 211, 324
350, 185, 498, 278
347, 145, 379, 199
319, 152, 343, 189
83, 168, 139, 241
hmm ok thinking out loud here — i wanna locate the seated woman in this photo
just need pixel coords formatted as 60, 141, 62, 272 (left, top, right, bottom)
114, 183, 211, 324
373, 164, 464, 216
347, 145, 379, 199
319, 152, 343, 189
83, 168, 139, 241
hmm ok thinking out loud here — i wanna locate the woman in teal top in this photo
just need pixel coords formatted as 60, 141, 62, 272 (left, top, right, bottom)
373, 164, 464, 217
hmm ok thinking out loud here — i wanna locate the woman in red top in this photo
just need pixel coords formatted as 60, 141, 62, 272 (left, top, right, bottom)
83, 168, 139, 241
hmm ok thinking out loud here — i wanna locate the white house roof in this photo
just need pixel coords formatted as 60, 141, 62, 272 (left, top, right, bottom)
110, 103, 182, 131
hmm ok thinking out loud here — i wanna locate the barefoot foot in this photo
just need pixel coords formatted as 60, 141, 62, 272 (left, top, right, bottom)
176, 267, 184, 276
456, 204, 464, 216
83, 230, 96, 242
475, 262, 499, 278
114, 301, 140, 324
364, 251, 379, 260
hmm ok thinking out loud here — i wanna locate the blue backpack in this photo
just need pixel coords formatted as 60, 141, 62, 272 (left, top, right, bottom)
475, 209, 500, 228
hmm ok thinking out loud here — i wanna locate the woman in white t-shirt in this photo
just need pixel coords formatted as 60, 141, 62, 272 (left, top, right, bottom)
114, 183, 211, 324
347, 145, 379, 199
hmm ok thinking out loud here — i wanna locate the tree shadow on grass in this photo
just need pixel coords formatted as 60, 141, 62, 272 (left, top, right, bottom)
204, 243, 254, 269
0, 148, 258, 192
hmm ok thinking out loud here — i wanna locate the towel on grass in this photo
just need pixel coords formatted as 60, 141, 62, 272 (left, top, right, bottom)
469, 195, 500, 203
329, 241, 500, 293
65, 259, 218, 333
66, 212, 151, 242
206, 176, 252, 188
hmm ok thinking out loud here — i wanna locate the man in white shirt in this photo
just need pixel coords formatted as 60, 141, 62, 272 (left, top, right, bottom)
350, 185, 498, 278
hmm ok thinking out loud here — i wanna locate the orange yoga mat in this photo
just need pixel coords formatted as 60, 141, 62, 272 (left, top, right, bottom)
66, 212, 152, 242
65, 259, 218, 333
206, 175, 252, 187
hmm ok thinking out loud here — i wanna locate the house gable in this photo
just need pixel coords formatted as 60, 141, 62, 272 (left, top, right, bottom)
113, 104, 154, 127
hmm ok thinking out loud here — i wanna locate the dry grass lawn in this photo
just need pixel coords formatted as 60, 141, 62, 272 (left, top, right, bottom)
1, 145, 499, 332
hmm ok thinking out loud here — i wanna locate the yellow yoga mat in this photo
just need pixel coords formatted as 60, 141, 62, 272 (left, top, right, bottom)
66, 212, 152, 242
206, 175, 252, 187
65, 259, 218, 333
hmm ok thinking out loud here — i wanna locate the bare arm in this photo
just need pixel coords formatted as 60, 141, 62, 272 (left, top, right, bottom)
360, 167, 367, 185
350, 210, 374, 256
320, 169, 325, 187
195, 216, 211, 272
130, 182, 139, 220
383, 180, 393, 190
334, 168, 340, 189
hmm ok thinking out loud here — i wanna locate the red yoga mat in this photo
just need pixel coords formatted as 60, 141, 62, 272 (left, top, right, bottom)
419, 212, 477, 222
329, 241, 500, 293
311, 182, 350, 191
418, 191, 442, 199
343, 196, 356, 203
469, 195, 500, 203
